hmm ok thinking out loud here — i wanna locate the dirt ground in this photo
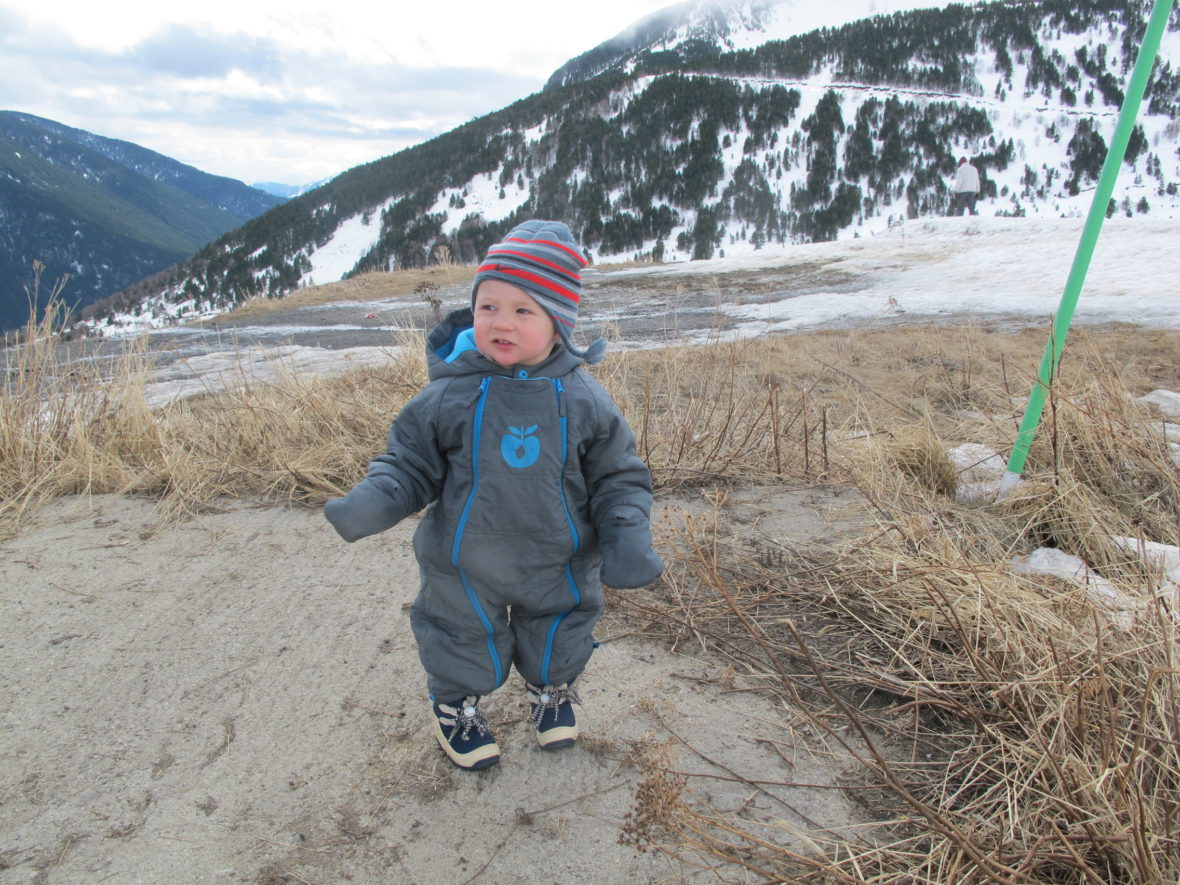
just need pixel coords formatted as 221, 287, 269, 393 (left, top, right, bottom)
1, 486, 872, 884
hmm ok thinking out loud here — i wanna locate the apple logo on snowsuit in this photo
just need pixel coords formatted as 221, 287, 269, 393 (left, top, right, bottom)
501, 425, 541, 469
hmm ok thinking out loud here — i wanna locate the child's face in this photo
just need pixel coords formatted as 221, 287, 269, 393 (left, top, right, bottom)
473, 280, 560, 367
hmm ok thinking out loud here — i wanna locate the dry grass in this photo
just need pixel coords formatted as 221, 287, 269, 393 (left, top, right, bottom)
617, 477, 1180, 881
213, 256, 473, 322
606, 330, 1180, 884
3, 291, 1179, 882
1, 301, 428, 530
1, 298, 157, 524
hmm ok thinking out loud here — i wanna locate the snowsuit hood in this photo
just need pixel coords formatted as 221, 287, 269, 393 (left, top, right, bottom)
426, 307, 591, 381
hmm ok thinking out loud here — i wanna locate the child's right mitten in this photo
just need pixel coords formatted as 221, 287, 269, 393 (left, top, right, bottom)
598, 506, 664, 589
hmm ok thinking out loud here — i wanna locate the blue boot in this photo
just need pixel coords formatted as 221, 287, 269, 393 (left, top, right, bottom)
526, 682, 581, 750
432, 695, 500, 770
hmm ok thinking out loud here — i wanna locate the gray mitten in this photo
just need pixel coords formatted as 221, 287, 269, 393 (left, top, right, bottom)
323, 481, 410, 543
598, 508, 663, 589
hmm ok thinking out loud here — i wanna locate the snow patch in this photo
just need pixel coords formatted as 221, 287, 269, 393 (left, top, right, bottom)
1139, 389, 1180, 421
142, 344, 401, 407
1011, 534, 1180, 630
302, 209, 385, 284
1109, 536, 1180, 595
1010, 547, 1137, 630
947, 443, 1007, 503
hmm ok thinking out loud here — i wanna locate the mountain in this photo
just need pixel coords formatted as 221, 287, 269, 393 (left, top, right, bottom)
252, 180, 329, 199
86, 0, 1180, 335
0, 111, 285, 333
546, 0, 959, 89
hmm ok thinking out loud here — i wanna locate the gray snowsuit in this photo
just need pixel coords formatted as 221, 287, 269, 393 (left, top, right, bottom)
324, 308, 657, 702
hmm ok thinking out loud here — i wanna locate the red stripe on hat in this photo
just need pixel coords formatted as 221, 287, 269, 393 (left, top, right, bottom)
484, 247, 581, 281
504, 236, 588, 267
477, 263, 580, 307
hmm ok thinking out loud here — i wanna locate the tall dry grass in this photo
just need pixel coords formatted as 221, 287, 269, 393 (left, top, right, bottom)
3, 288, 1179, 882
609, 328, 1180, 884
2, 294, 158, 525
1, 298, 428, 533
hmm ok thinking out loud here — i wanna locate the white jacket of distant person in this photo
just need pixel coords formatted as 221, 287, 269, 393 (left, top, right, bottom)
954, 158, 980, 195
950, 157, 981, 216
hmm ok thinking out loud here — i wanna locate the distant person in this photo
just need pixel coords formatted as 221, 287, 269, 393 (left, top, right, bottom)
323, 220, 663, 771
950, 156, 981, 216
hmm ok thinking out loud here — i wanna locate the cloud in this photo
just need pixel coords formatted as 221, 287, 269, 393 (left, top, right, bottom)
2, 0, 736, 182
0, 13, 540, 183
129, 24, 283, 79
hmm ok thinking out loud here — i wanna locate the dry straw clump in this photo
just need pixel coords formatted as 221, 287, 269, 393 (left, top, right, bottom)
1, 297, 160, 525
597, 334, 850, 489
629, 517, 1180, 882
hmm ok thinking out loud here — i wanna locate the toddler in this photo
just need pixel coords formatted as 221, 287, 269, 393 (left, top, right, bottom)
324, 220, 662, 770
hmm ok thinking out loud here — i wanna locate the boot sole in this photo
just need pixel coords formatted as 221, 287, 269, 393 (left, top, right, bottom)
536, 723, 578, 750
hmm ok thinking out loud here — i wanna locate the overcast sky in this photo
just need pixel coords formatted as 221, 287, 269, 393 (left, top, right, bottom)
1, 0, 952, 187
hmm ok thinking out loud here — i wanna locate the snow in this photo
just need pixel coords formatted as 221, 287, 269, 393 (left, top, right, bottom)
1110, 536, 1180, 590
1010, 528, 1180, 632
947, 443, 1008, 504
302, 208, 385, 284
599, 215, 1180, 336
1011, 547, 1138, 630
141, 344, 402, 407
459, 167, 532, 224
661, 0, 950, 54
1139, 389, 1180, 421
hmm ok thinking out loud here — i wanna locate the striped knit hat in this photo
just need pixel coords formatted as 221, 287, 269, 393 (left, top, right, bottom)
472, 219, 605, 364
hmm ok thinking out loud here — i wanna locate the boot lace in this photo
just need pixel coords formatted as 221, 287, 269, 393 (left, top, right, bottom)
440, 697, 490, 744
528, 683, 582, 727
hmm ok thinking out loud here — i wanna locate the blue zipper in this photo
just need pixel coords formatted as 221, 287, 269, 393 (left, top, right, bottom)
553, 379, 579, 554
540, 377, 582, 684
451, 376, 491, 564
451, 376, 503, 686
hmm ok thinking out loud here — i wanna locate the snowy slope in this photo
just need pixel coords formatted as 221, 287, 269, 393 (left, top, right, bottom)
672, 0, 962, 51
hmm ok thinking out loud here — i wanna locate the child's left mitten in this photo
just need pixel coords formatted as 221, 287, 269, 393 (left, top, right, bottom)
598, 508, 663, 589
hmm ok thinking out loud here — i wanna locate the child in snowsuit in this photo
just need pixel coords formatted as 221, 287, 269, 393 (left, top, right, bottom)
324, 220, 663, 771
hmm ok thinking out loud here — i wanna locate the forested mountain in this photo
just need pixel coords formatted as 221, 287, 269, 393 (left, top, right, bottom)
87, 0, 1179, 333
0, 111, 284, 332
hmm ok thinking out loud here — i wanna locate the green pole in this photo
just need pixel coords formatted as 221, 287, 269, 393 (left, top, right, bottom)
998, 0, 1176, 497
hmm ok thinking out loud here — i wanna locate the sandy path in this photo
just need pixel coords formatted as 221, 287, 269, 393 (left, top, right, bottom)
1, 491, 867, 884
